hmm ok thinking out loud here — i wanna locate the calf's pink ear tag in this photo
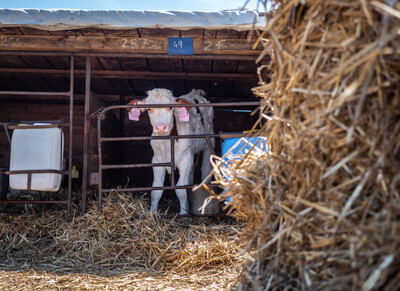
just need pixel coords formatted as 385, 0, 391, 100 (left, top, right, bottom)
129, 108, 141, 121
178, 107, 189, 121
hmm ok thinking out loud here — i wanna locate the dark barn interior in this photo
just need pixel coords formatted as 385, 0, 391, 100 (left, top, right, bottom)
0, 18, 266, 210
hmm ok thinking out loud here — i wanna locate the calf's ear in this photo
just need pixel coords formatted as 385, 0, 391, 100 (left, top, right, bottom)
127, 99, 147, 121
127, 99, 147, 112
175, 98, 193, 111
175, 98, 193, 122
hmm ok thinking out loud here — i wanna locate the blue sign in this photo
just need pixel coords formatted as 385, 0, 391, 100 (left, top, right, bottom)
168, 37, 194, 55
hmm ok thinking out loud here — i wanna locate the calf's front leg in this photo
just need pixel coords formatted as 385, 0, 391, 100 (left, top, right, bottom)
151, 165, 166, 212
175, 156, 194, 215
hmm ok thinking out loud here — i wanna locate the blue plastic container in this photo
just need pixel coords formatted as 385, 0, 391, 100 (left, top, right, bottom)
222, 137, 268, 159
221, 137, 268, 202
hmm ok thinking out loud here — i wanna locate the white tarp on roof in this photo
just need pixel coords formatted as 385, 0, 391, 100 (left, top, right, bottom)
0, 9, 265, 31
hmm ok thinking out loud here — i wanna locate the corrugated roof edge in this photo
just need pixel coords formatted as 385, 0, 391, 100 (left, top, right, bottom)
0, 9, 266, 31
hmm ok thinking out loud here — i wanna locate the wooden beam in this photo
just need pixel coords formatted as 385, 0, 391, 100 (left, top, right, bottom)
0, 68, 257, 80
0, 35, 261, 55
0, 50, 259, 61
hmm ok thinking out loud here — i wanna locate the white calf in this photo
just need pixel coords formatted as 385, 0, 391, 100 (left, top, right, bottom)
127, 88, 214, 214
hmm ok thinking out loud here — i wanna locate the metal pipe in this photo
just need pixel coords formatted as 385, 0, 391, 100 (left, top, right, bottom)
99, 101, 260, 115
97, 111, 103, 212
75, 52, 258, 61
0, 200, 69, 205
6, 169, 68, 193
100, 132, 251, 142
205, 136, 216, 155
0, 68, 257, 81
159, 213, 228, 219
102, 162, 171, 170
2, 124, 11, 145
67, 54, 75, 215
0, 91, 70, 96
1, 120, 67, 126
0, 51, 73, 57
170, 138, 175, 187
6, 170, 68, 175
8, 123, 62, 130
27, 173, 32, 191
81, 56, 91, 214
102, 185, 201, 192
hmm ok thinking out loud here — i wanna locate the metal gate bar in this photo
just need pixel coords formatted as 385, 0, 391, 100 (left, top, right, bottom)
94, 102, 260, 211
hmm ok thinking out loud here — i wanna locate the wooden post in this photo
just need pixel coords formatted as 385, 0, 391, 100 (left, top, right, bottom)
81, 56, 91, 214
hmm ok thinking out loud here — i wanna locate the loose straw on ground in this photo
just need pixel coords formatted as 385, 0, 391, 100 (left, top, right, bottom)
0, 192, 245, 290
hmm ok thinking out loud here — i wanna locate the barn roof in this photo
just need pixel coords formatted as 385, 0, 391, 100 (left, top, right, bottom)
0, 9, 265, 31
0, 8, 269, 104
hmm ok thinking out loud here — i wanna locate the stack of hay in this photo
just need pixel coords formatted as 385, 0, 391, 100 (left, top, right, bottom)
213, 0, 400, 289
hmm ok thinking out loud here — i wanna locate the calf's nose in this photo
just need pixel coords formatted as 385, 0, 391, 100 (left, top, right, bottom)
155, 123, 168, 133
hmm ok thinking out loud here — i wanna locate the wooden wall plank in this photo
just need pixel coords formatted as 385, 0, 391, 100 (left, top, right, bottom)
172, 80, 186, 96
168, 58, 183, 72
210, 80, 234, 98
19, 27, 51, 36
0, 56, 29, 68
213, 60, 238, 73
50, 29, 84, 36
103, 29, 140, 37
153, 80, 174, 92
21, 55, 53, 69
130, 79, 156, 96
138, 28, 179, 38
183, 59, 211, 73
81, 28, 106, 36
119, 57, 150, 71
183, 80, 209, 95
43, 55, 71, 70
0, 27, 23, 35
0, 77, 27, 92
148, 58, 170, 72
237, 60, 258, 74
0, 35, 166, 53
204, 30, 217, 39
0, 35, 261, 54
180, 29, 203, 37
216, 29, 247, 39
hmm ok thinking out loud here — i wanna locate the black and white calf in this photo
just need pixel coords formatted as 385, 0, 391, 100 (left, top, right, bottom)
127, 88, 214, 214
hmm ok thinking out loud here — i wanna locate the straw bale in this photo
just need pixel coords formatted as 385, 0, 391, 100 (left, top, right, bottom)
211, 0, 400, 290
0, 193, 245, 290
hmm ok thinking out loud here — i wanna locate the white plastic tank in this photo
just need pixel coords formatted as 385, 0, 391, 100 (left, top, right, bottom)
9, 124, 64, 191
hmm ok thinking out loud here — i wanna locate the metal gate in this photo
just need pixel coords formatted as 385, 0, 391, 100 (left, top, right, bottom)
90, 101, 260, 213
